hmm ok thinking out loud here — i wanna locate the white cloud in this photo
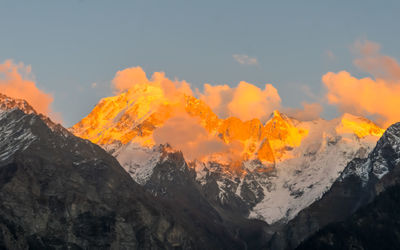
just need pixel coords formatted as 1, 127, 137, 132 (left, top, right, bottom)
233, 54, 258, 65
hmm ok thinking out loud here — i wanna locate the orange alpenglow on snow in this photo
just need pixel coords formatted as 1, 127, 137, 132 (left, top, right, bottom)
337, 113, 384, 138
72, 66, 384, 164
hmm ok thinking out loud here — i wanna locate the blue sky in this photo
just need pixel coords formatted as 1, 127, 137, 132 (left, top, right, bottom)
1, 1, 400, 126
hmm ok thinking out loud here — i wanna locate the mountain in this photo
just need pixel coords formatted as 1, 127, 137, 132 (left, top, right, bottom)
268, 122, 400, 250
71, 84, 384, 227
0, 93, 246, 249
2, 89, 397, 249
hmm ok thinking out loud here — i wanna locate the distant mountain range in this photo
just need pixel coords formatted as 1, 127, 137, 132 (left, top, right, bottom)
1, 90, 400, 249
71, 84, 384, 225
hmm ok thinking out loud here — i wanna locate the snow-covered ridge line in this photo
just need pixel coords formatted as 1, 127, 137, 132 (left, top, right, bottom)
69, 87, 386, 225
102, 113, 383, 224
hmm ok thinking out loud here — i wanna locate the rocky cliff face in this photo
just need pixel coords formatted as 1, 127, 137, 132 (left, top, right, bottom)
0, 94, 245, 249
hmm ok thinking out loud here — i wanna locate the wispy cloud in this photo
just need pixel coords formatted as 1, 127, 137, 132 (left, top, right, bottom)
0, 59, 59, 120
233, 54, 258, 65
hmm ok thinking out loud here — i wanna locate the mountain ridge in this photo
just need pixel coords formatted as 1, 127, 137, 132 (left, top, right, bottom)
70, 86, 385, 226
71, 85, 384, 165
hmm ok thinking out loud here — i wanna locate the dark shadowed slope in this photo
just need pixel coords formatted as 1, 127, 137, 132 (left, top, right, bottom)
0, 93, 244, 249
296, 183, 400, 250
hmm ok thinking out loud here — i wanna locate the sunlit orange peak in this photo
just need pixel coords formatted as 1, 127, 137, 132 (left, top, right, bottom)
72, 87, 309, 165
337, 113, 384, 138
262, 110, 309, 159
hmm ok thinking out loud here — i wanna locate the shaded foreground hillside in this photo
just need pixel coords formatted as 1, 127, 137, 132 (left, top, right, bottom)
297, 184, 400, 250
0, 94, 245, 249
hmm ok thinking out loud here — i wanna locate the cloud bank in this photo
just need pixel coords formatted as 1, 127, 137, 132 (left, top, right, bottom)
199, 81, 281, 122
0, 60, 57, 119
153, 113, 229, 161
111, 66, 325, 125
112, 66, 192, 100
323, 40, 400, 127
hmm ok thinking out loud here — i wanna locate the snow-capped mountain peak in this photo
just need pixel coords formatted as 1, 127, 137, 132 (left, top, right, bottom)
70, 87, 385, 225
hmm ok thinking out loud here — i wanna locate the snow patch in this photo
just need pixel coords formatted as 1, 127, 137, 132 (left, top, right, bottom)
113, 142, 162, 185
